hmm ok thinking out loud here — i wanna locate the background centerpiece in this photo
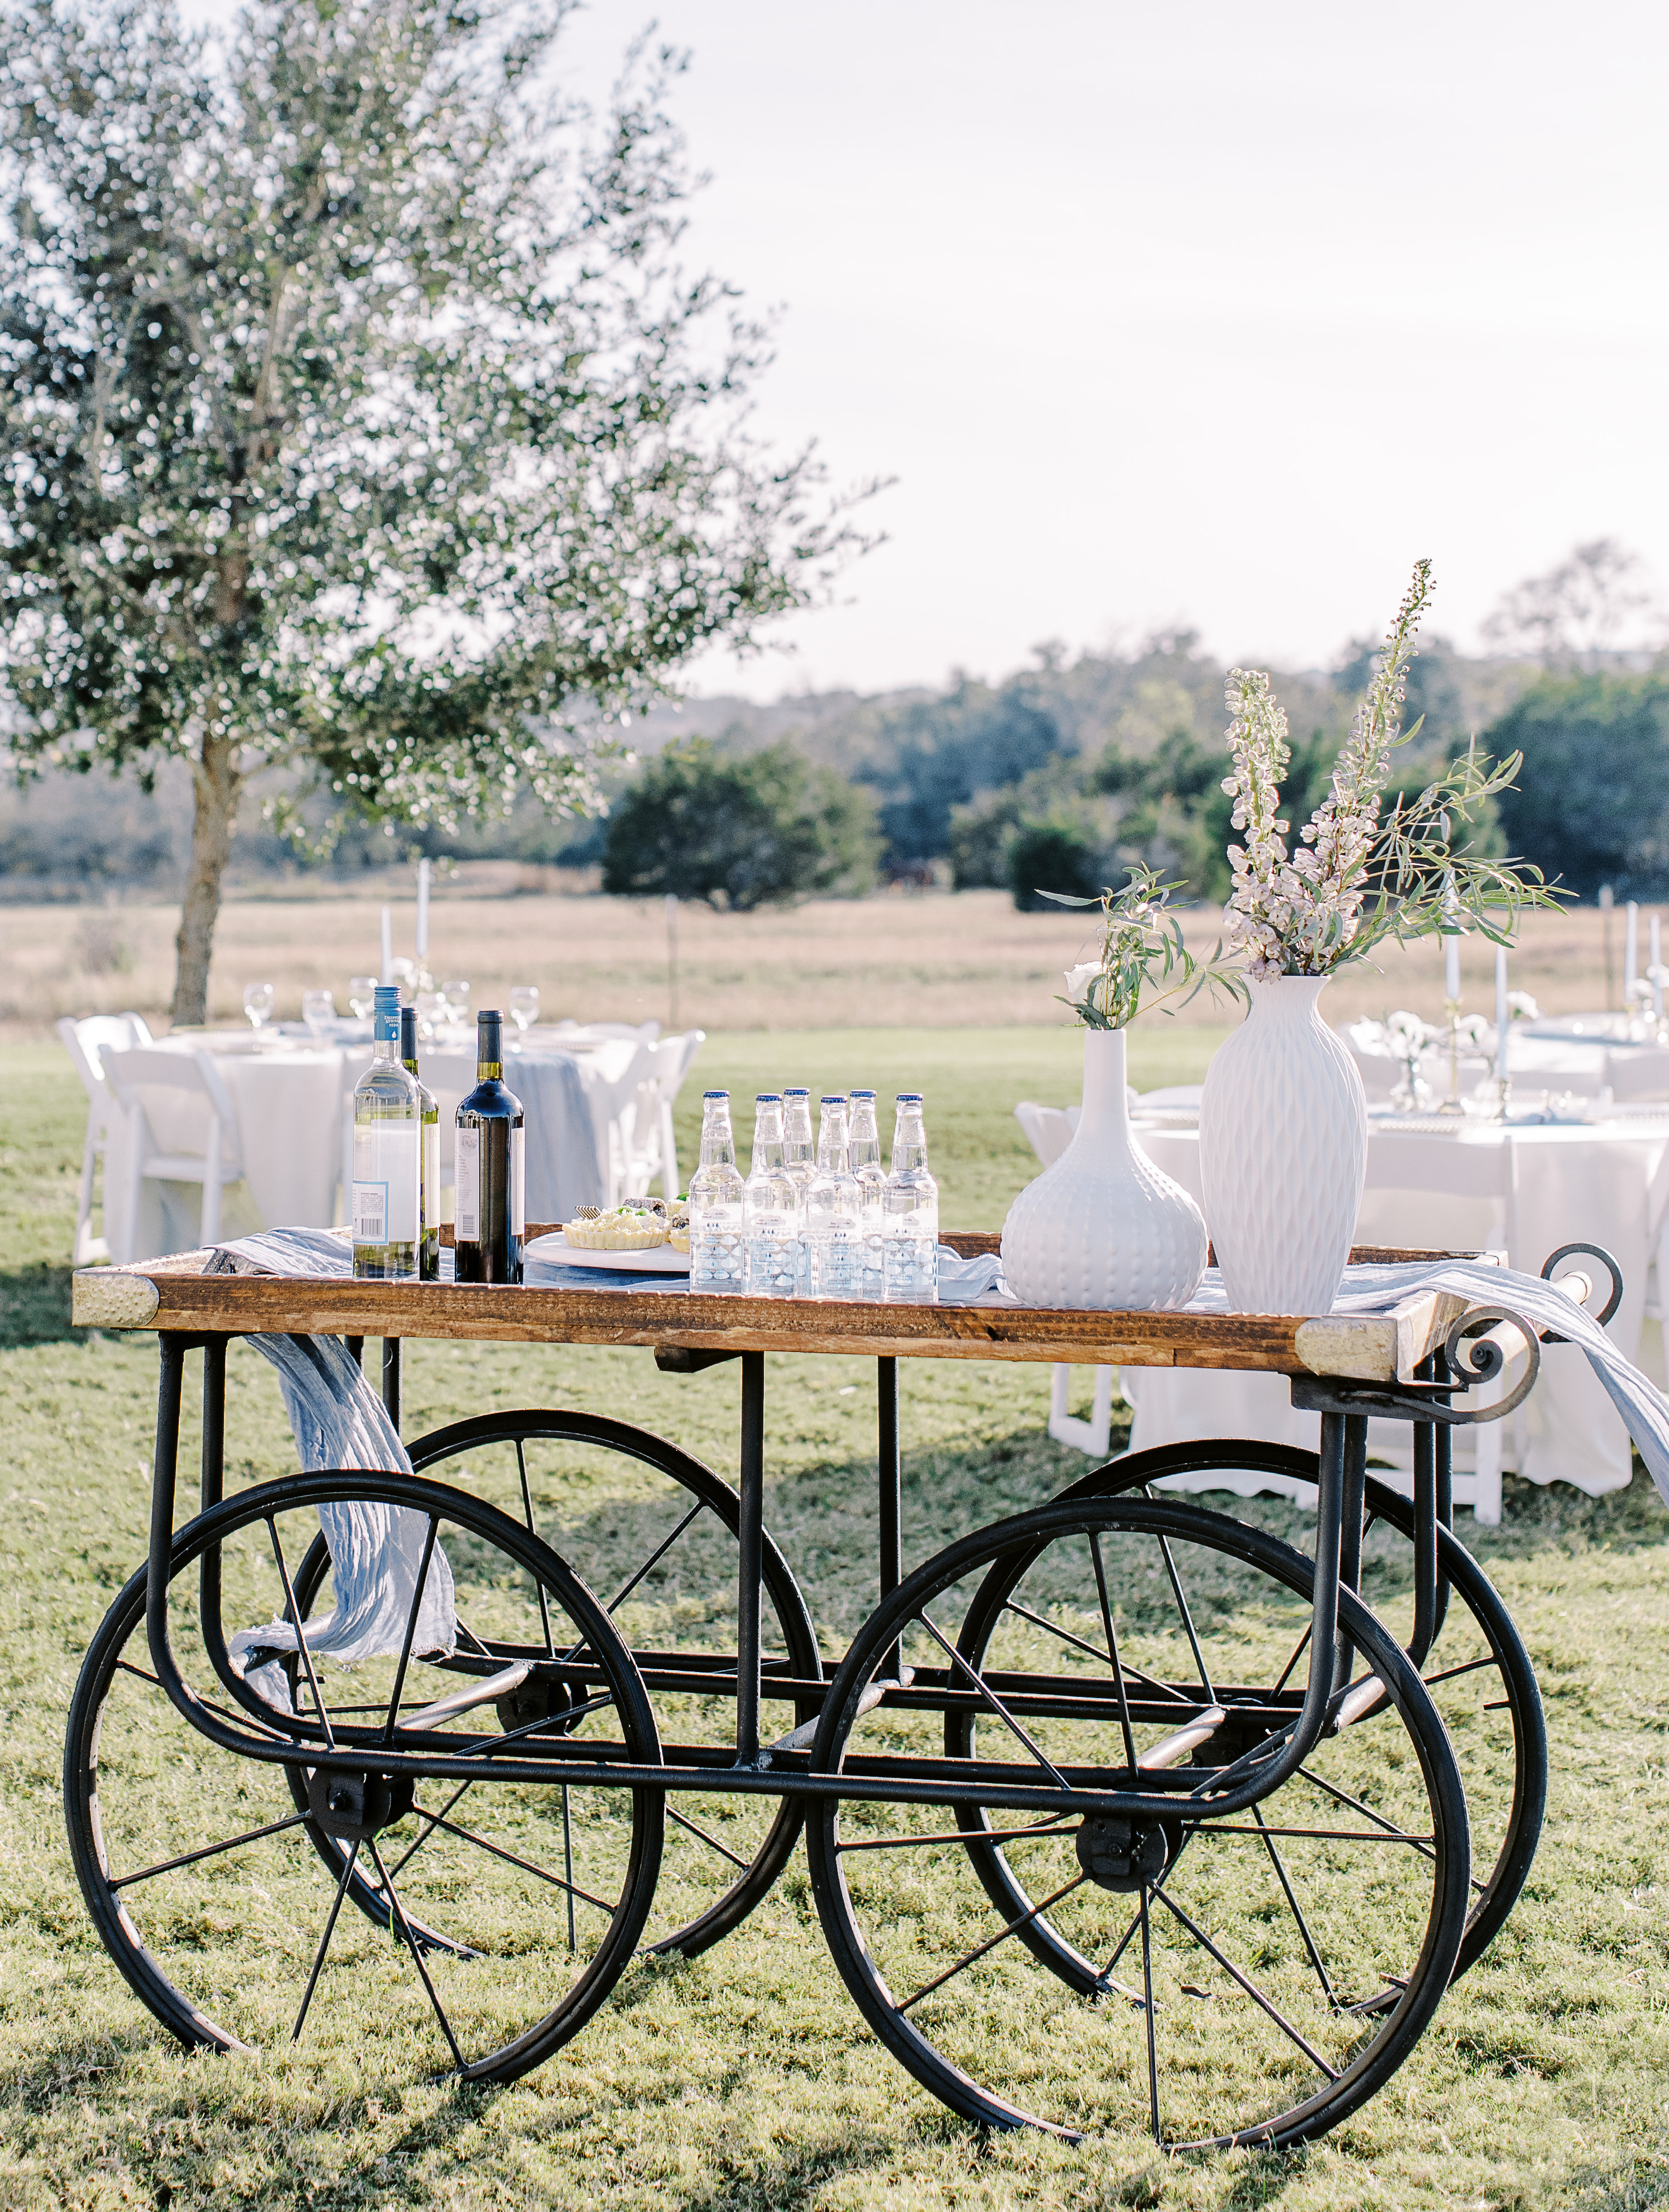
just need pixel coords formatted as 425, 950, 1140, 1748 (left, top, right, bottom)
1201, 558, 1558, 1314
1001, 869, 1240, 1309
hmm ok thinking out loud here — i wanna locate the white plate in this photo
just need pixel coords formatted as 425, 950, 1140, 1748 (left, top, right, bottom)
524, 1231, 690, 1274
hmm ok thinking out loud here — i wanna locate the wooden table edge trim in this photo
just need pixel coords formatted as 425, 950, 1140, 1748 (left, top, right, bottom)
71, 1243, 1499, 1383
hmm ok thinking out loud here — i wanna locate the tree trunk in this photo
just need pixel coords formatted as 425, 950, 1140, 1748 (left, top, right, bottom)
171, 736, 242, 1027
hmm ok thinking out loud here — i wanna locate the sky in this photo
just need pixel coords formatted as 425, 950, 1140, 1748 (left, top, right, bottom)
183, 0, 1669, 700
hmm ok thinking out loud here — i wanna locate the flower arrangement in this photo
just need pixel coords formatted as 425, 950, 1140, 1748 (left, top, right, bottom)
1220, 560, 1559, 982
1047, 865, 1247, 1030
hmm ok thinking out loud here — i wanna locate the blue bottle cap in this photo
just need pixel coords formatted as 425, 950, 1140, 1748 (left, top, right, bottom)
850, 1088, 876, 1098
820, 1094, 845, 1106
896, 1092, 924, 1103
755, 1092, 782, 1103
373, 984, 400, 1013
703, 1089, 730, 1100
783, 1086, 810, 1097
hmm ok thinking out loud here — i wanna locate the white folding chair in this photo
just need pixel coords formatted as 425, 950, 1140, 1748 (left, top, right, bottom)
56, 1012, 154, 1263
613, 1030, 707, 1201
1605, 1048, 1669, 1103
101, 1047, 245, 1252
1357, 1129, 1520, 1524
1013, 1101, 1115, 1457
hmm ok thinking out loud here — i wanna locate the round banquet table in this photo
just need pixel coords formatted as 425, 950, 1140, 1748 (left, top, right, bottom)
101, 1026, 659, 1264
1126, 1109, 1669, 1501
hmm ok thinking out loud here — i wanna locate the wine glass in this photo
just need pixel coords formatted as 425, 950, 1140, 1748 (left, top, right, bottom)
509, 985, 540, 1049
302, 988, 336, 1039
416, 989, 447, 1042
442, 979, 470, 1031
242, 982, 275, 1031
347, 976, 378, 1020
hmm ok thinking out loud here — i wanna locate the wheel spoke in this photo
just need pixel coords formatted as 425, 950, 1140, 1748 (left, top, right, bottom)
1296, 1765, 1440, 1861
898, 1871, 1089, 2012
1151, 1882, 1339, 2078
915, 1612, 1073, 1792
1423, 1653, 1500, 1688
561, 1784, 577, 1952
112, 1810, 311, 1890
367, 1838, 465, 2071
1138, 1886, 1161, 2145
514, 1439, 555, 1658
410, 1805, 617, 1916
1088, 1530, 1138, 1768
1153, 1532, 1215, 1703
668, 1804, 752, 1871
1252, 1803, 1336, 2007
387, 1780, 475, 1880
266, 1516, 334, 1750
1271, 1623, 1313, 1696
381, 1515, 440, 1747
839, 1817, 1079, 1855
292, 1839, 359, 2044
998, 1597, 1188, 1702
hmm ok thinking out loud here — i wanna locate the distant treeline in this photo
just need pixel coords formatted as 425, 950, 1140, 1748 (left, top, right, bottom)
6, 631, 1669, 905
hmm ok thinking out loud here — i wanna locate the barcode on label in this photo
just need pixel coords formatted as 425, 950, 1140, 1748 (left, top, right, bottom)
456, 1126, 480, 1240
352, 1182, 387, 1245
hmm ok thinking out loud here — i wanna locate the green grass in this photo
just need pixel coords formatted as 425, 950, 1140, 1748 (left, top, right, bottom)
2, 1039, 1669, 2207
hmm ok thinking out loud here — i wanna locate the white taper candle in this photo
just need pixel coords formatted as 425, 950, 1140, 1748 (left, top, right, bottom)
1625, 900, 1639, 999
1654, 913, 1663, 1019
1444, 929, 1460, 1004
380, 905, 393, 984
416, 858, 431, 960
1495, 946, 1509, 1082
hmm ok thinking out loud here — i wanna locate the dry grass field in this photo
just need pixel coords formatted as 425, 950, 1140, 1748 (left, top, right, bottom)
0, 880, 1642, 1042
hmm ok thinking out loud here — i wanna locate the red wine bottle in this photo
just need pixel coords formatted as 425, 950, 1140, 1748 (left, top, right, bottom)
454, 1010, 525, 1284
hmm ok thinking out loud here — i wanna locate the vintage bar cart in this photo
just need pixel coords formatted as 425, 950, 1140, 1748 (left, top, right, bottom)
66, 1231, 1606, 2149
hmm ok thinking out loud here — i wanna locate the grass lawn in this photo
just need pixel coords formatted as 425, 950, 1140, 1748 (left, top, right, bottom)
2, 1039, 1668, 2208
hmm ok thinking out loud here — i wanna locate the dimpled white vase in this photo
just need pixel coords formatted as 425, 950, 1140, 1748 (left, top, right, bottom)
1001, 1029, 1207, 1310
1200, 973, 1366, 1316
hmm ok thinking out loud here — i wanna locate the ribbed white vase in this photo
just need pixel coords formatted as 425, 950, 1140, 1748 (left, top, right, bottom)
1199, 974, 1366, 1316
1001, 1029, 1207, 1310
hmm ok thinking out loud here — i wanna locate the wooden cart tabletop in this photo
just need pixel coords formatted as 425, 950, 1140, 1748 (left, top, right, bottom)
70, 1232, 1492, 1386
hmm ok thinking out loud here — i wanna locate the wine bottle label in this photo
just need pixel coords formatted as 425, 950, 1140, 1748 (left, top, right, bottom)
512, 1125, 526, 1237
456, 1126, 480, 1241
351, 1123, 418, 1245
422, 1123, 440, 1228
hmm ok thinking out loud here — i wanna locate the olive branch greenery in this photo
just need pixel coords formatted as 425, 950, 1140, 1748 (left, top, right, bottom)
1041, 865, 1249, 1030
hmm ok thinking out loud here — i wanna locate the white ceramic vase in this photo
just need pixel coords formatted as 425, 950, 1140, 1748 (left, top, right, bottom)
1001, 1029, 1207, 1310
1199, 973, 1366, 1316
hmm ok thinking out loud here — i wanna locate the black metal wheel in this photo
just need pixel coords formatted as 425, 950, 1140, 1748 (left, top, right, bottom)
1049, 1441, 1546, 1979
65, 1471, 663, 2079
804, 1496, 1470, 2149
392, 1408, 822, 1957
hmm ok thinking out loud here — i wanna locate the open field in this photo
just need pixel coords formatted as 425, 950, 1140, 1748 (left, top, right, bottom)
0, 884, 1648, 1043
2, 1041, 1668, 2208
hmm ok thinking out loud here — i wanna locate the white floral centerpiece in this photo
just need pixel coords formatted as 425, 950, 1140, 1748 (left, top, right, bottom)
1201, 559, 1558, 1314
1003, 870, 1241, 1311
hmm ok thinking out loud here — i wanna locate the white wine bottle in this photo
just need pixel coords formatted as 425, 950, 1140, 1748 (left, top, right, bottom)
352, 984, 421, 1280
399, 1004, 442, 1282
455, 1009, 525, 1284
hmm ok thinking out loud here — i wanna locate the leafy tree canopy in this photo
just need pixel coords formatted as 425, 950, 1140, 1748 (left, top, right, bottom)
600, 737, 880, 910
0, 0, 861, 1015
1483, 674, 1669, 900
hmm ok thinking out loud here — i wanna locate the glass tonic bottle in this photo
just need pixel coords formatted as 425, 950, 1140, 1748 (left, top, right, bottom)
400, 1004, 442, 1282
882, 1092, 939, 1303
744, 1093, 799, 1298
455, 1009, 525, 1284
689, 1090, 746, 1293
352, 984, 421, 1280
848, 1089, 886, 1302
805, 1094, 862, 1298
781, 1087, 815, 1293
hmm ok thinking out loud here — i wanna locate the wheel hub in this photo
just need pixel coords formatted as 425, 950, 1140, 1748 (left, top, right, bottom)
1075, 1814, 1173, 1892
496, 1667, 589, 1736
307, 1768, 416, 1841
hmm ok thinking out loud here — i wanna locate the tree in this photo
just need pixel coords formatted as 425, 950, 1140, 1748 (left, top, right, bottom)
0, 2, 859, 1020
1482, 674, 1669, 899
1481, 539, 1663, 669
600, 738, 880, 909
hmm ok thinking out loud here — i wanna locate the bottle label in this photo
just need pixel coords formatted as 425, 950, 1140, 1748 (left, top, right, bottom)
456, 1126, 480, 1241
352, 1124, 418, 1246
511, 1125, 526, 1237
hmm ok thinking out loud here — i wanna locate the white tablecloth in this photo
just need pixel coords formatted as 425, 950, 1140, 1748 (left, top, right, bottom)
1123, 1115, 1669, 1497
103, 1029, 655, 1261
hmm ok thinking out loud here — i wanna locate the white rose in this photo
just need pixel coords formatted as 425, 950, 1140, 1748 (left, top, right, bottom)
1063, 962, 1102, 1005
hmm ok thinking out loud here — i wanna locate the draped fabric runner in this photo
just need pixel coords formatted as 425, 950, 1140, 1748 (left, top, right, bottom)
206, 1230, 457, 1701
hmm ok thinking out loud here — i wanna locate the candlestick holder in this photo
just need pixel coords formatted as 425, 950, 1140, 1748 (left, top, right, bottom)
1438, 998, 1466, 1115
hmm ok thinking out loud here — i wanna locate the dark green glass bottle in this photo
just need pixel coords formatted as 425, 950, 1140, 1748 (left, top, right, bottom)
454, 1009, 525, 1284
399, 1005, 442, 1282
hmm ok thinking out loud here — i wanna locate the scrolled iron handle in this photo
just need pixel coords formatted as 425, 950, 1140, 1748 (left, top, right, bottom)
1538, 1240, 1623, 1338
1440, 1302, 1541, 1424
